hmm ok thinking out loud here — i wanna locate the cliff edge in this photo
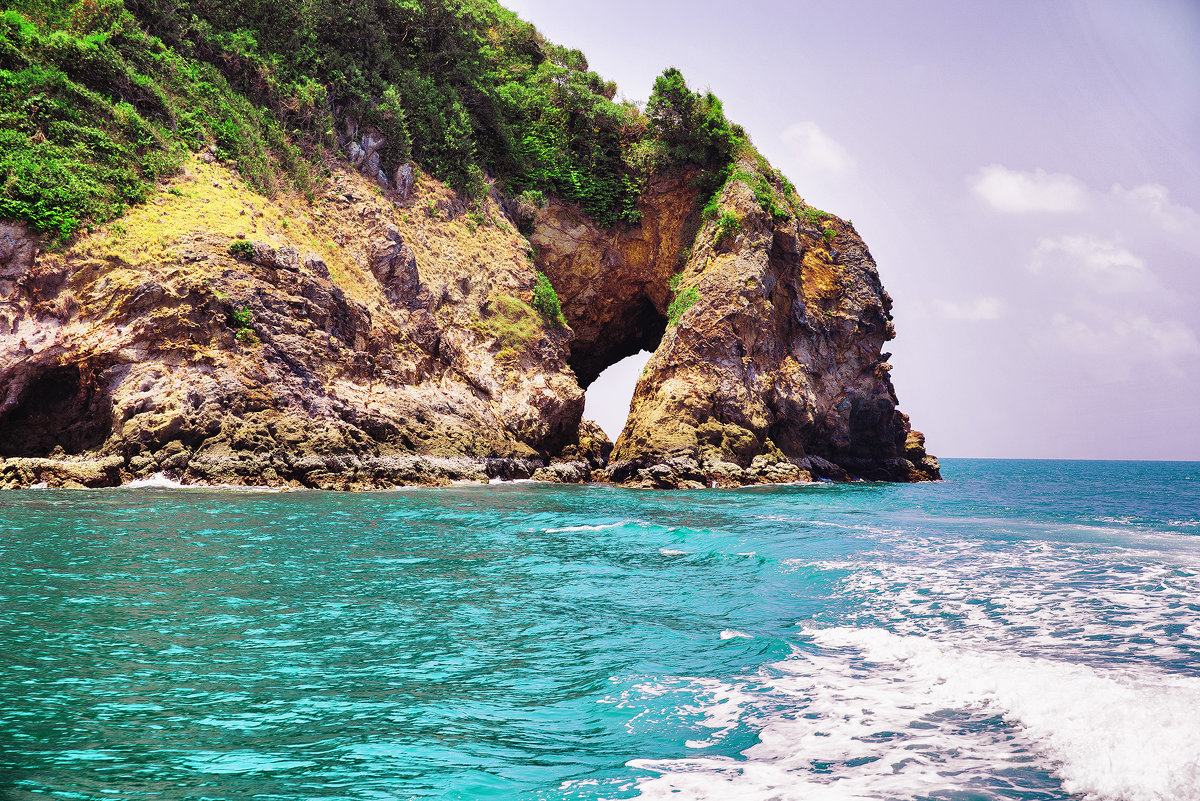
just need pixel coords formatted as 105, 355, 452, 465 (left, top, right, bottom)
0, 1, 938, 489
0, 148, 938, 489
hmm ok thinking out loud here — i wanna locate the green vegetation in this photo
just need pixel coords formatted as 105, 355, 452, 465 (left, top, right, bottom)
0, 0, 787, 244
530, 271, 565, 327
734, 169, 788, 222
667, 284, 700, 326
0, 0, 321, 242
228, 304, 256, 343
479, 294, 541, 360
516, 189, 545, 208
645, 67, 742, 191
700, 163, 792, 231
799, 206, 829, 226
228, 239, 254, 260
667, 271, 700, 325
713, 211, 742, 248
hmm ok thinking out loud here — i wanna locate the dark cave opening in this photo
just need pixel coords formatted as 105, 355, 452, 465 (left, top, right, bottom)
0, 363, 114, 457
567, 294, 667, 390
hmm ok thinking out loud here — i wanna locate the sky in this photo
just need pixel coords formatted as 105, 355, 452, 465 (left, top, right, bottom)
502, 0, 1200, 460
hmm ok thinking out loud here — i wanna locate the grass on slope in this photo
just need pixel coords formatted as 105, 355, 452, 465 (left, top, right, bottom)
1, 0, 748, 244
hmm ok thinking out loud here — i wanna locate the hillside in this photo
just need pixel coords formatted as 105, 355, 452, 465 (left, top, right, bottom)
0, 0, 939, 488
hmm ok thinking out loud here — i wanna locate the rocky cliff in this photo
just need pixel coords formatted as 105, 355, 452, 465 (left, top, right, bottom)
0, 143, 938, 489
532, 158, 940, 488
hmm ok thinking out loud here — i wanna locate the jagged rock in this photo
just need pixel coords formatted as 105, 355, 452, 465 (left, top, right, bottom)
0, 148, 935, 489
347, 141, 365, 168
369, 226, 425, 306
245, 242, 302, 272
357, 131, 386, 182
0, 223, 36, 289
803, 455, 850, 482
534, 155, 938, 485
0, 455, 123, 488
361, 131, 385, 161
557, 419, 613, 469
394, 163, 415, 201
532, 461, 589, 483
365, 150, 382, 179
531, 170, 698, 386
904, 427, 941, 481
0, 159, 584, 489
302, 253, 330, 280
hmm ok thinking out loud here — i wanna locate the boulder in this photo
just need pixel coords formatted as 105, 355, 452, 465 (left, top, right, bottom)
369, 226, 424, 306
394, 163, 415, 201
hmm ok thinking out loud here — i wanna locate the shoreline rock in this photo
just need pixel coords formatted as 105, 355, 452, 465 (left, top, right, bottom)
0, 452, 917, 491
0, 156, 938, 492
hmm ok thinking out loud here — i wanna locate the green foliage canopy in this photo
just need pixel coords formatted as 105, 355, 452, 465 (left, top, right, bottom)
0, 0, 760, 241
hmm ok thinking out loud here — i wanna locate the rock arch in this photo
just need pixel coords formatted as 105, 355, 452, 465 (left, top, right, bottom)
532, 161, 940, 486
529, 172, 701, 389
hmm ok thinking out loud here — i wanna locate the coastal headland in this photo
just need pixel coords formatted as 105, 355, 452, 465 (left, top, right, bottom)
0, 2, 938, 489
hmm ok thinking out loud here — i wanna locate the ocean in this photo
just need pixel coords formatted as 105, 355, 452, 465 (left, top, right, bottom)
1, 459, 1197, 800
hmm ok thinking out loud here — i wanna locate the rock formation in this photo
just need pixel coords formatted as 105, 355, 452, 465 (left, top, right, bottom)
0, 148, 938, 489
532, 158, 940, 488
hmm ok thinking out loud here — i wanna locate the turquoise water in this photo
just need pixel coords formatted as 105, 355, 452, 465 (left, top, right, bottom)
1, 460, 1198, 800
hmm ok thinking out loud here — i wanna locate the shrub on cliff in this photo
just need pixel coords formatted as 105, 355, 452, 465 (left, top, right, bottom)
646, 68, 741, 170
646, 67, 743, 199
228, 239, 254, 260
667, 284, 700, 327
531, 271, 565, 327
714, 212, 742, 248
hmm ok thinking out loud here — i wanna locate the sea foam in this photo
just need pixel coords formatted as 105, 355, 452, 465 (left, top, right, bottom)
124, 472, 188, 489
633, 629, 1200, 800
631, 524, 1200, 800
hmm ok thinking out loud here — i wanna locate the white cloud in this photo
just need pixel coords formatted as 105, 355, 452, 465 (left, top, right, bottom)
970, 165, 1089, 213
1109, 182, 1200, 238
933, 297, 1005, 321
1051, 312, 1200, 378
1029, 235, 1155, 294
781, 122, 854, 173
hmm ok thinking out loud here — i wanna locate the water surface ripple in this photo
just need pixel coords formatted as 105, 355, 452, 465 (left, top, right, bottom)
1, 459, 1198, 800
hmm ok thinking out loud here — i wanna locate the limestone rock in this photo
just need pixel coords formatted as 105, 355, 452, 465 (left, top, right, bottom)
361, 131, 386, 161
369, 227, 425, 307
531, 170, 699, 386
0, 159, 582, 489
556, 419, 613, 469
302, 253, 330, 280
250, 242, 301, 271
365, 151, 382, 180
0, 223, 36, 280
534, 156, 938, 486
532, 461, 589, 483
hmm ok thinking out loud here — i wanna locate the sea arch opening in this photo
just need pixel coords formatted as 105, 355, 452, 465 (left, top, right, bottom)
582, 350, 654, 443
553, 274, 670, 448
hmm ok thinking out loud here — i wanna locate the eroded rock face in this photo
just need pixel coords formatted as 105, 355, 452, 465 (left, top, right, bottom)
0, 160, 581, 489
532, 159, 939, 487
530, 171, 700, 387
0, 153, 937, 489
